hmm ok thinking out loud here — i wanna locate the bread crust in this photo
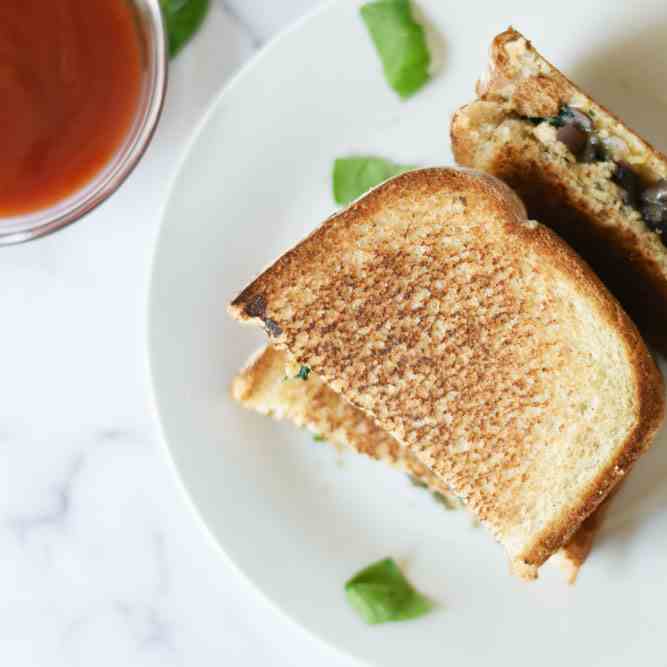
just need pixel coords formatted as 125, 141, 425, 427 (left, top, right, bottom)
229, 168, 665, 576
452, 27, 667, 352
483, 29, 667, 166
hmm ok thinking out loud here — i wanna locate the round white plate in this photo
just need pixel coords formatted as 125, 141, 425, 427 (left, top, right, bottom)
149, 2, 667, 664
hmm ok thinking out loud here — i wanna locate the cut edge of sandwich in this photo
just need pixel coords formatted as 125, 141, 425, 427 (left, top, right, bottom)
228, 167, 665, 578
450, 27, 667, 349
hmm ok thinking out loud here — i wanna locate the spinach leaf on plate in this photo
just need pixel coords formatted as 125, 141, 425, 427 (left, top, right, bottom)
333, 156, 415, 205
345, 557, 433, 624
361, 0, 431, 98
160, 0, 210, 58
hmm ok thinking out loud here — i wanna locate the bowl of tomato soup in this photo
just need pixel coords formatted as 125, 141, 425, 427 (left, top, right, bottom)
0, 0, 167, 244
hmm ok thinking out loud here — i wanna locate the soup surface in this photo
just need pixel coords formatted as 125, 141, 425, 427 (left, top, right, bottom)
0, 0, 143, 216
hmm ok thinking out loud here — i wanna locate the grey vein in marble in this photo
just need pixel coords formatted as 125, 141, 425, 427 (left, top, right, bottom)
113, 601, 174, 651
6, 452, 84, 543
59, 522, 179, 663
151, 531, 171, 598
220, 0, 264, 48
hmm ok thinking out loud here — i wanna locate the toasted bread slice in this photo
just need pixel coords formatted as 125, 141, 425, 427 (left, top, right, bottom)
451, 28, 667, 352
232, 345, 611, 582
229, 168, 664, 577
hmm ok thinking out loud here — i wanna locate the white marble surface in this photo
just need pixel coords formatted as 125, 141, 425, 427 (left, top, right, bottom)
0, 2, 360, 665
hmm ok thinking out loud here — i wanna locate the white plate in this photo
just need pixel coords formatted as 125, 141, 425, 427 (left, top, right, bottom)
148, 2, 667, 664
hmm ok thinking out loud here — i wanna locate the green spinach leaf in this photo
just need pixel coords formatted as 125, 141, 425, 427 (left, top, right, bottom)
160, 0, 210, 58
360, 0, 431, 98
333, 156, 414, 205
345, 558, 433, 624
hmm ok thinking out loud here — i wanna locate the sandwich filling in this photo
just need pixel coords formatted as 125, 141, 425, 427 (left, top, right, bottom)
451, 29, 667, 352
468, 29, 667, 270
523, 105, 667, 244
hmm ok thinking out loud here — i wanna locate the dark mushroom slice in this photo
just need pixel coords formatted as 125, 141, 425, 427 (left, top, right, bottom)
566, 108, 594, 132
612, 162, 641, 207
579, 135, 608, 163
641, 179, 667, 206
641, 204, 666, 230
640, 180, 667, 236
557, 123, 588, 157
637, 179, 667, 244
553, 107, 602, 161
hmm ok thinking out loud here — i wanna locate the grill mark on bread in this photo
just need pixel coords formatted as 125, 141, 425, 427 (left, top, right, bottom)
242, 293, 283, 337
243, 293, 267, 318
264, 318, 283, 337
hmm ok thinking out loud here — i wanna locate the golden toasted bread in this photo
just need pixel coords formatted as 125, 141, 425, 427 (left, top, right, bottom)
229, 167, 664, 578
232, 345, 613, 582
451, 28, 667, 352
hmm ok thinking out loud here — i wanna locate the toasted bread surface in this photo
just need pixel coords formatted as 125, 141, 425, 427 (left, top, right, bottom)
232, 345, 616, 581
451, 28, 667, 351
229, 168, 664, 576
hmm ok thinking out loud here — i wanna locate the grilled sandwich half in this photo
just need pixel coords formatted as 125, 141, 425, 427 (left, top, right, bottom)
232, 345, 613, 583
451, 28, 667, 352
229, 168, 664, 578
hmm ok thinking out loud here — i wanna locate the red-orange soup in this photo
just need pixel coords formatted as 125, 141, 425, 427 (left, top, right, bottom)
0, 0, 143, 217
